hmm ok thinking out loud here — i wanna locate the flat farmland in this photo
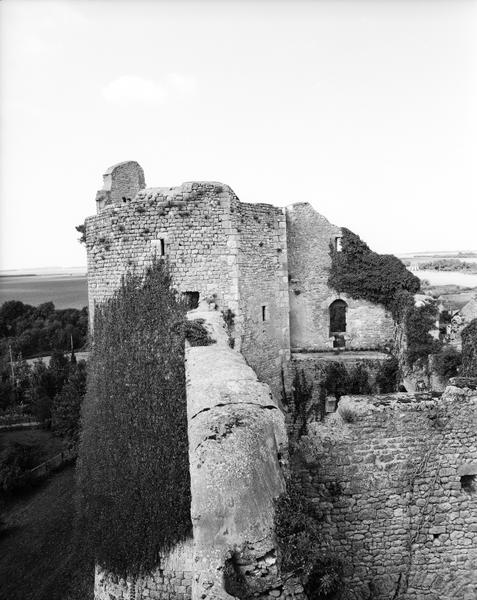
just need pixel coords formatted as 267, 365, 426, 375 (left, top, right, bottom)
0, 275, 88, 309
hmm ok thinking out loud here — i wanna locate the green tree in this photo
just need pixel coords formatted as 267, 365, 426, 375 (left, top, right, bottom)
52, 361, 87, 444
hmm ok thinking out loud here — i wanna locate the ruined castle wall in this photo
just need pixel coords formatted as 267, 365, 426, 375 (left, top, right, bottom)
86, 182, 241, 325
237, 202, 290, 398
94, 542, 195, 600
291, 351, 391, 402
286, 203, 394, 351
293, 388, 477, 600
186, 308, 293, 600
94, 308, 295, 600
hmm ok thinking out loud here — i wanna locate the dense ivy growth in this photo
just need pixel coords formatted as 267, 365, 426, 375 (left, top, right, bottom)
462, 319, 477, 376
328, 228, 420, 314
328, 229, 442, 366
76, 260, 192, 578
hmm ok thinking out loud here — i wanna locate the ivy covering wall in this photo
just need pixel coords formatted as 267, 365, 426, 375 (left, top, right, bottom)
76, 260, 192, 578
328, 229, 440, 366
328, 228, 421, 314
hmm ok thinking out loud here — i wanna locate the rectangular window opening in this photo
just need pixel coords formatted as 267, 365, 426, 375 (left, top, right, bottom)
262, 305, 268, 322
184, 292, 200, 310
160, 238, 165, 256
335, 236, 343, 252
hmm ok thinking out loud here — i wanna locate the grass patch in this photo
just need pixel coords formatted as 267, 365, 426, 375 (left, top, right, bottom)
0, 466, 93, 600
0, 430, 66, 467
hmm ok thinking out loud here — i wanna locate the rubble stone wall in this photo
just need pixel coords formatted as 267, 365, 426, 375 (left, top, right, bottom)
293, 387, 477, 600
286, 203, 394, 351
237, 202, 290, 398
86, 180, 242, 327
94, 308, 296, 600
94, 542, 194, 600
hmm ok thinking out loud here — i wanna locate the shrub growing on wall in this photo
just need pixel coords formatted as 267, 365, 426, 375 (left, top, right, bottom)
275, 476, 342, 599
433, 345, 462, 382
462, 319, 477, 376
76, 260, 192, 578
375, 357, 400, 393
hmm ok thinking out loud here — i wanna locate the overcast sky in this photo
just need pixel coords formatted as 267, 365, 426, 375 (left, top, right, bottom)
1, 0, 476, 270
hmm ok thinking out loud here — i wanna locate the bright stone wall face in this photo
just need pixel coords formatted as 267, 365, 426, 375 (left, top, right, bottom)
292, 387, 477, 600
286, 203, 394, 351
86, 168, 290, 397
86, 181, 241, 325
237, 201, 290, 399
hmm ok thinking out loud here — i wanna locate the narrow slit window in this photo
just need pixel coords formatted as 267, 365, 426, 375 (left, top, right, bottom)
335, 236, 343, 252
262, 305, 268, 322
160, 238, 165, 256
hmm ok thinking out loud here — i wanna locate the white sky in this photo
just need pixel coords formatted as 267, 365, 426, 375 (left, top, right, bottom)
1, 0, 476, 270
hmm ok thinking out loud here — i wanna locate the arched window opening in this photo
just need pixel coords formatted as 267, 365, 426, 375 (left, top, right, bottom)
329, 299, 347, 336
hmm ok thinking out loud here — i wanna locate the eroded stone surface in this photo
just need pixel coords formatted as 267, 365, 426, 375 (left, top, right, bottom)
187, 308, 288, 600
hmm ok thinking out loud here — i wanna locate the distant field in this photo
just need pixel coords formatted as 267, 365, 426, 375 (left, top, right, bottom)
414, 270, 477, 288
0, 275, 88, 309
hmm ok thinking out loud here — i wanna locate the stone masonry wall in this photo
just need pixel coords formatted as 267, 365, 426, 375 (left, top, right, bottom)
293, 387, 477, 600
286, 203, 394, 351
94, 307, 298, 600
237, 201, 290, 399
94, 541, 194, 600
86, 162, 291, 397
95, 161, 146, 210
86, 178, 241, 329
290, 351, 392, 409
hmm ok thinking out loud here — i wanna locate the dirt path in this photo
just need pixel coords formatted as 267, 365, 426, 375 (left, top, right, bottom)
0, 466, 93, 600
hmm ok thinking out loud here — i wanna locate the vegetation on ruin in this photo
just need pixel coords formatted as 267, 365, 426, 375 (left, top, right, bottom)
289, 360, 400, 433
462, 319, 477, 376
433, 346, 462, 382
328, 229, 442, 366
402, 297, 442, 366
76, 260, 192, 578
374, 357, 400, 392
275, 475, 343, 599
328, 228, 421, 314
185, 318, 215, 346
75, 222, 86, 245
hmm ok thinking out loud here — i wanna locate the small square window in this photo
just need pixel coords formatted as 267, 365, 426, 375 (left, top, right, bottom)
184, 292, 200, 310
262, 305, 268, 321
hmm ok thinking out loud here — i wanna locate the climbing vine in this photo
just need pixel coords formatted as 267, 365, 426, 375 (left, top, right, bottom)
328, 228, 420, 314
76, 260, 192, 578
328, 229, 440, 366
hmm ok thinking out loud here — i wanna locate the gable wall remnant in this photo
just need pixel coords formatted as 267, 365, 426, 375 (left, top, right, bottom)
285, 203, 394, 351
